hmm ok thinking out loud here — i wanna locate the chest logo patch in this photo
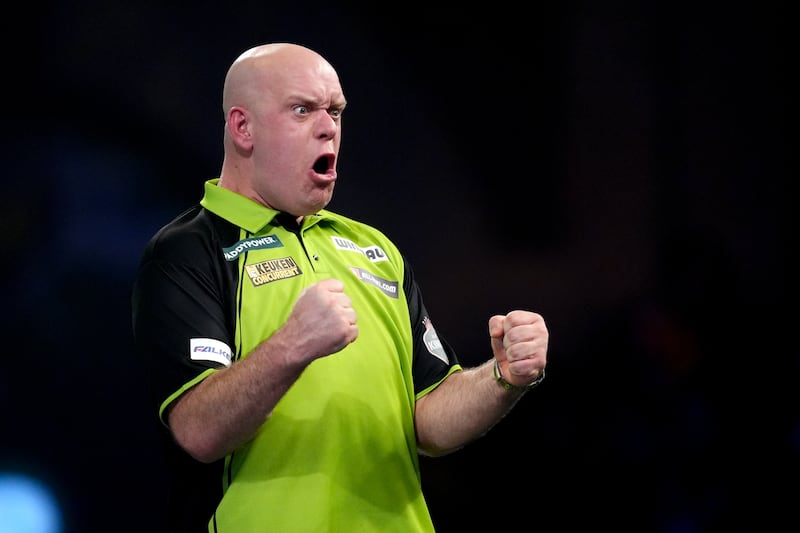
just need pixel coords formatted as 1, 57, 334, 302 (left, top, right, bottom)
246, 256, 302, 286
332, 237, 388, 263
350, 267, 398, 298
224, 235, 284, 261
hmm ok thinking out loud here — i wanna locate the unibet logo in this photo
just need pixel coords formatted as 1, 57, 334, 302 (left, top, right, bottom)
332, 237, 388, 263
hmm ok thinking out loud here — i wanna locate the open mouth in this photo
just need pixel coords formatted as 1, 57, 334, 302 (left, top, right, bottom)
313, 154, 334, 174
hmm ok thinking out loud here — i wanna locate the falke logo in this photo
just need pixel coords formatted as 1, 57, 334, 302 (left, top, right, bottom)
193, 345, 226, 354
189, 338, 232, 367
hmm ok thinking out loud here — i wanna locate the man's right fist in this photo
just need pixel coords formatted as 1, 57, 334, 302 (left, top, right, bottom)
289, 278, 359, 359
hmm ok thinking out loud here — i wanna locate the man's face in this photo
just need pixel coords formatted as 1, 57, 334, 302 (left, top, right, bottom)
250, 60, 346, 217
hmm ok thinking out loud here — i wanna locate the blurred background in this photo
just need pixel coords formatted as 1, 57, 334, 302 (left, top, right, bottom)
0, 1, 792, 532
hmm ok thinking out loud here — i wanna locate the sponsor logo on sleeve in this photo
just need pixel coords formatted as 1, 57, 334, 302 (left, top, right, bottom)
245, 256, 302, 286
349, 267, 398, 298
223, 235, 284, 261
422, 316, 449, 364
332, 237, 388, 263
189, 338, 233, 367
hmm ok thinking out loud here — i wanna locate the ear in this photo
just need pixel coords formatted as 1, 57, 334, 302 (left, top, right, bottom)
226, 106, 253, 150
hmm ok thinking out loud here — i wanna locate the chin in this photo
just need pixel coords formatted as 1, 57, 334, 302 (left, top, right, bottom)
308, 192, 334, 212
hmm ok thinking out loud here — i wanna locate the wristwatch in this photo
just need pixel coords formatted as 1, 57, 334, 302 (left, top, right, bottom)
493, 359, 545, 391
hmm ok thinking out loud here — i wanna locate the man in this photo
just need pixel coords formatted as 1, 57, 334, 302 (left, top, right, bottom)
131, 42, 548, 532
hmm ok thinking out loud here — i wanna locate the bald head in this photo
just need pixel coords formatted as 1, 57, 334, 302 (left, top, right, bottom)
222, 43, 339, 114
217, 42, 347, 215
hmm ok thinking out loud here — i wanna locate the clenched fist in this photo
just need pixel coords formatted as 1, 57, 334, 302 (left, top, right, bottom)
286, 278, 359, 362
489, 310, 548, 388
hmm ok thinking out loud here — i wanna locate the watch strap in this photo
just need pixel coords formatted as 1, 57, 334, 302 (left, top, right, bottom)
493, 359, 545, 391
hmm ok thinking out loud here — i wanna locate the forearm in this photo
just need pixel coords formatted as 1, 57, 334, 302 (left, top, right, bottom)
168, 279, 359, 463
168, 327, 307, 463
414, 360, 527, 456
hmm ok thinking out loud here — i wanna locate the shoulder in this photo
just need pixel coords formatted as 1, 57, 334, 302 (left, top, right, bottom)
142, 204, 235, 265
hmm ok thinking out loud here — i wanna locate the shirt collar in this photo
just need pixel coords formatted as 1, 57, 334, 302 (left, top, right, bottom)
199, 178, 340, 234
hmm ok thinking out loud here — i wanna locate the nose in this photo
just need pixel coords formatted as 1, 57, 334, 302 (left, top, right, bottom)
316, 111, 338, 140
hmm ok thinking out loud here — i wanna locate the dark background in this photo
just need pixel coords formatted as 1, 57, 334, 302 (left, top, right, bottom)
1, 1, 793, 532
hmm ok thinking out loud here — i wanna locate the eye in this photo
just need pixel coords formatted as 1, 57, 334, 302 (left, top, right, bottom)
293, 105, 309, 116
329, 108, 342, 118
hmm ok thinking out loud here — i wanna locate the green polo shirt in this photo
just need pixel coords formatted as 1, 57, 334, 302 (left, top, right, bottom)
132, 179, 461, 532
